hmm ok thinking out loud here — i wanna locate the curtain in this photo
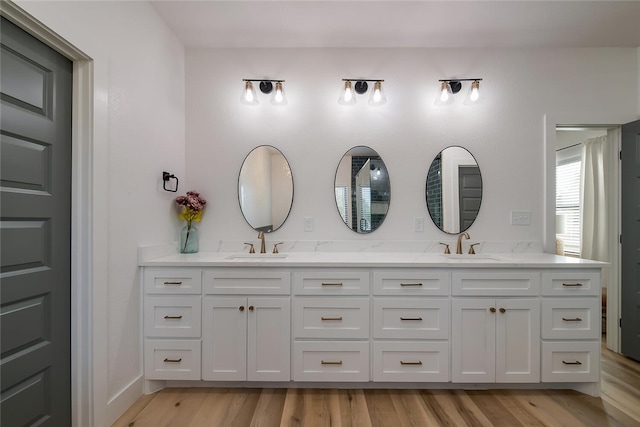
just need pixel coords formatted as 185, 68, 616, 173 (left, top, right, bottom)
581, 135, 609, 263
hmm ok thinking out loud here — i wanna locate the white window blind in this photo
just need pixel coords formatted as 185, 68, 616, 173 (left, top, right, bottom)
335, 186, 348, 225
556, 153, 582, 256
359, 186, 371, 231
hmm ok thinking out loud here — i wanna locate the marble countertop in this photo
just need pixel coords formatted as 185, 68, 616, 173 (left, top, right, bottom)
139, 250, 605, 269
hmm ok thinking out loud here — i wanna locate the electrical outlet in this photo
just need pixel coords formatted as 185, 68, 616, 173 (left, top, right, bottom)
510, 210, 531, 226
304, 217, 314, 232
414, 217, 424, 232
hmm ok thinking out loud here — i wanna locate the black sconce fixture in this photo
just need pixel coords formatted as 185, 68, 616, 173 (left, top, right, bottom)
338, 79, 386, 106
435, 78, 482, 106
241, 79, 287, 105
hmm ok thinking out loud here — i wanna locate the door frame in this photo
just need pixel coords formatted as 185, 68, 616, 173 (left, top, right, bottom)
1, 2, 104, 426
545, 112, 637, 353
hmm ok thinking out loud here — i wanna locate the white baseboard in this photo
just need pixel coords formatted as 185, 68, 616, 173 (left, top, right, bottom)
106, 374, 144, 425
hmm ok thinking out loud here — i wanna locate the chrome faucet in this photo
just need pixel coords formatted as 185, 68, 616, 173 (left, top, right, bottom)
257, 231, 266, 254
456, 232, 470, 254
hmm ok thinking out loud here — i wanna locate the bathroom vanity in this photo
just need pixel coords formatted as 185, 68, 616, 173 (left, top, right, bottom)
140, 251, 603, 396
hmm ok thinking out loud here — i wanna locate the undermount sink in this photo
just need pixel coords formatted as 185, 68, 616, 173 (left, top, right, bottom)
225, 254, 288, 260
441, 254, 502, 262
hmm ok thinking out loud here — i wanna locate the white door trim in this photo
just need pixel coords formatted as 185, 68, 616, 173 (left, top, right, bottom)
545, 112, 636, 353
1, 2, 99, 426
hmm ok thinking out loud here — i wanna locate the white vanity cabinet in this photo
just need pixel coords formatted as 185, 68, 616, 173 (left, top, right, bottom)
451, 270, 541, 383
540, 271, 601, 383
292, 269, 370, 382
371, 269, 450, 382
143, 268, 202, 381
141, 255, 602, 395
201, 269, 291, 382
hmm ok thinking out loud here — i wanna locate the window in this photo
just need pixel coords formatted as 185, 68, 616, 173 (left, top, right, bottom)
335, 186, 348, 225
359, 186, 371, 232
556, 147, 582, 256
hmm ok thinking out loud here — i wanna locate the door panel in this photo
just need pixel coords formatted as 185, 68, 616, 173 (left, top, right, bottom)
621, 119, 640, 361
458, 166, 482, 231
1, 17, 72, 426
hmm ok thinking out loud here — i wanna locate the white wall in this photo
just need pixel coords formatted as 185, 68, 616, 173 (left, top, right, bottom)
15, 1, 185, 425
186, 48, 638, 244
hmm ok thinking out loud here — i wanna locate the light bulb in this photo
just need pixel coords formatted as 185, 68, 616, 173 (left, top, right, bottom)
338, 80, 356, 105
368, 81, 387, 106
465, 80, 481, 105
241, 81, 258, 105
271, 81, 287, 105
440, 82, 450, 102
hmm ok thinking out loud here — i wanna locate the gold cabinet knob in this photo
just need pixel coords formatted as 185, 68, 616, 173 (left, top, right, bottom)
499, 308, 506, 313
489, 307, 496, 313
249, 306, 254, 311
239, 306, 245, 311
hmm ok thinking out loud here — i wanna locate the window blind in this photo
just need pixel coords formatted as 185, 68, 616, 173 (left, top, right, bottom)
556, 157, 582, 256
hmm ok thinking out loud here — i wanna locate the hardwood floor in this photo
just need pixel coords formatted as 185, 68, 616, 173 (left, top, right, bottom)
114, 346, 640, 427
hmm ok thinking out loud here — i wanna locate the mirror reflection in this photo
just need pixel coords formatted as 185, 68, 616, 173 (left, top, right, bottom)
334, 146, 390, 233
426, 146, 482, 234
238, 145, 293, 232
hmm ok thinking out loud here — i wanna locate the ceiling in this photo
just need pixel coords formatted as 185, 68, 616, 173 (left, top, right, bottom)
150, 1, 640, 49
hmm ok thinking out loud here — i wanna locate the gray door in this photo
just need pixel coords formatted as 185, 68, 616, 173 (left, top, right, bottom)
458, 166, 482, 231
1, 17, 72, 425
621, 120, 640, 362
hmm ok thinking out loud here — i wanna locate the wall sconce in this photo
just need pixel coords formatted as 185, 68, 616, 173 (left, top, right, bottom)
241, 79, 287, 105
338, 79, 386, 106
435, 78, 482, 106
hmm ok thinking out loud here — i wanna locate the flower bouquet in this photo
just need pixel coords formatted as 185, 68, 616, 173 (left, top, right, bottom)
175, 190, 207, 253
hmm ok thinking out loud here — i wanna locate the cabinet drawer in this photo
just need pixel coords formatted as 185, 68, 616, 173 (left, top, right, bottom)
541, 271, 600, 296
373, 298, 449, 339
293, 270, 369, 295
373, 269, 450, 296
372, 341, 449, 382
144, 268, 201, 294
452, 270, 540, 296
144, 340, 201, 380
293, 341, 369, 382
203, 269, 290, 294
293, 298, 369, 339
542, 298, 600, 339
541, 341, 600, 383
144, 296, 201, 338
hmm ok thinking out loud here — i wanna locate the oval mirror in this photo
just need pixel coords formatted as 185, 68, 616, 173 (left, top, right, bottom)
426, 146, 482, 234
238, 145, 294, 232
334, 146, 390, 233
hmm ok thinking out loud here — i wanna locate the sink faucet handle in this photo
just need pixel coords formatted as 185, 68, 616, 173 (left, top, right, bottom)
244, 242, 255, 254
439, 242, 451, 254
273, 242, 284, 254
469, 243, 480, 254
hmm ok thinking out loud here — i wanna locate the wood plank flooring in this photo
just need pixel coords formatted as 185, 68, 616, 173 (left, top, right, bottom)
113, 345, 640, 427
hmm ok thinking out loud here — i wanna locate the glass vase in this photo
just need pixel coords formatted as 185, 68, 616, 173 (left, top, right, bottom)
180, 223, 199, 254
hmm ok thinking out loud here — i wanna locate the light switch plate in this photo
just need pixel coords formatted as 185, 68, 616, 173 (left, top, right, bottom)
510, 210, 531, 226
304, 217, 314, 232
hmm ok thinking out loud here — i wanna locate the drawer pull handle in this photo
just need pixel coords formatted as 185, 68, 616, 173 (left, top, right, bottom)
400, 283, 423, 287
321, 282, 343, 286
562, 360, 582, 365
400, 317, 423, 321
163, 281, 183, 285
321, 316, 343, 321
400, 361, 423, 366
164, 358, 182, 363
562, 283, 583, 287
163, 315, 183, 320
562, 317, 583, 322
321, 360, 343, 365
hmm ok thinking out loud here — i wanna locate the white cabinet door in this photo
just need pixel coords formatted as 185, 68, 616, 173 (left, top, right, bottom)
452, 299, 496, 383
247, 297, 290, 381
495, 298, 540, 383
202, 297, 247, 381
452, 298, 540, 383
